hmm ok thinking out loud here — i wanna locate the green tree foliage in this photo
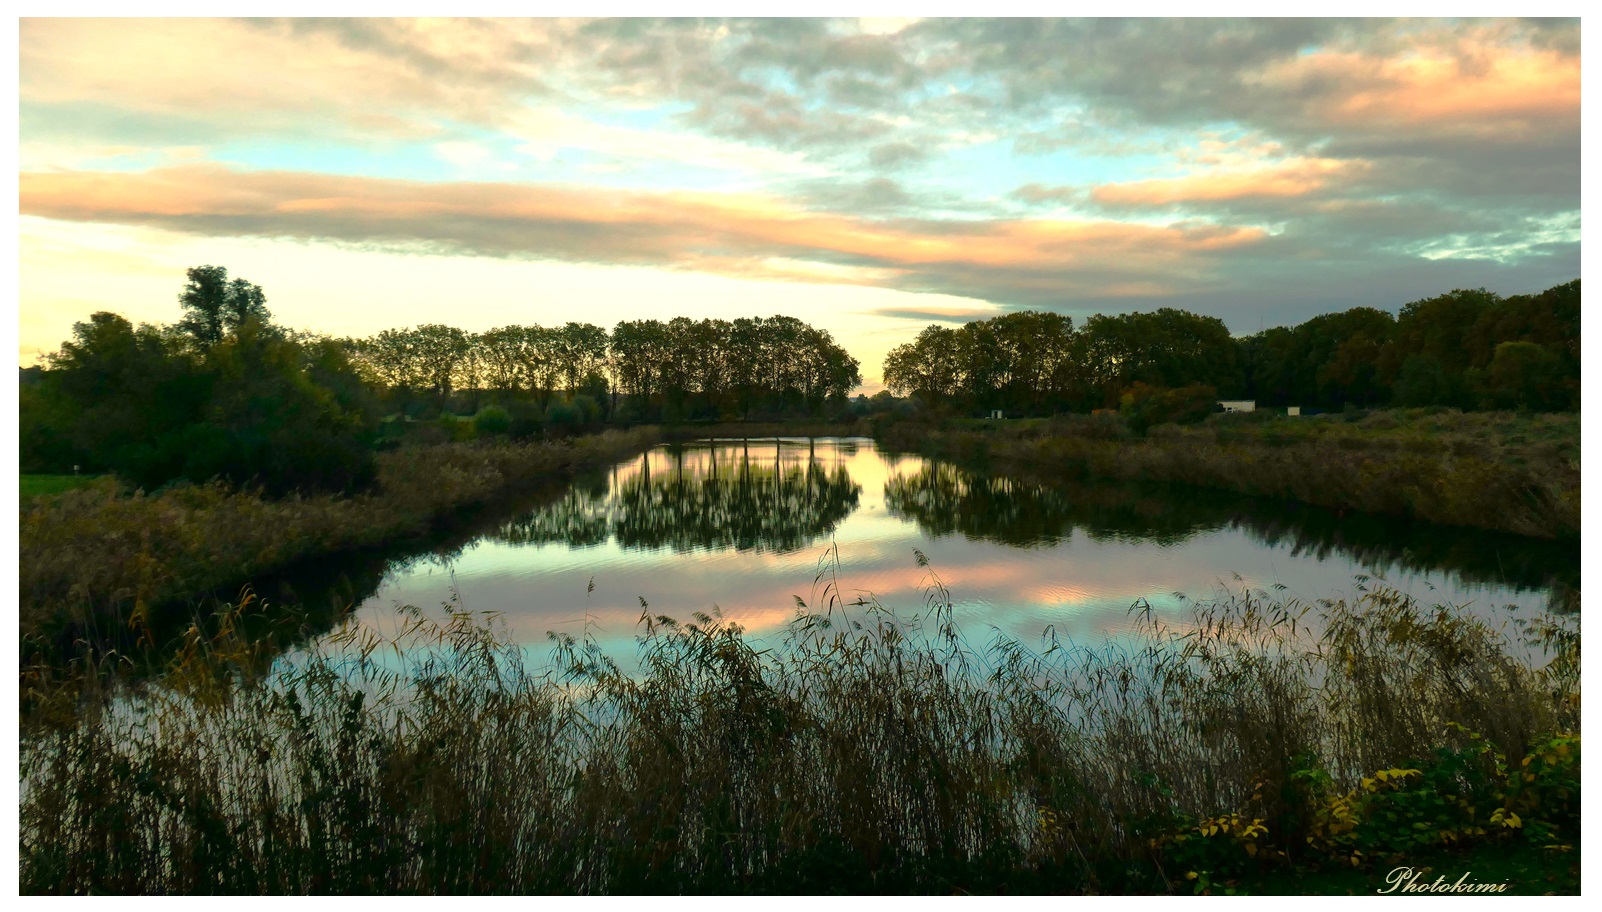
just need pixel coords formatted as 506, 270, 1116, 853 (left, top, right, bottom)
1362, 282, 1579, 410
24, 272, 378, 496
178, 323, 376, 495
1083, 308, 1241, 397
1241, 307, 1396, 409
884, 280, 1578, 420
1476, 342, 1566, 411
884, 308, 1231, 417
883, 325, 963, 409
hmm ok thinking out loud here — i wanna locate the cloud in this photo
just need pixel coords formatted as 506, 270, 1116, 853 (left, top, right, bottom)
864, 306, 1001, 325
1090, 157, 1368, 206
867, 141, 929, 170
20, 19, 555, 140
1249, 35, 1580, 142
18, 18, 1579, 338
20, 164, 1273, 308
793, 177, 922, 215
23, 19, 1579, 207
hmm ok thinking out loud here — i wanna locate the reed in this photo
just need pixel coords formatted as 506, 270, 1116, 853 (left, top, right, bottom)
19, 553, 1579, 894
19, 429, 660, 643
878, 409, 1579, 539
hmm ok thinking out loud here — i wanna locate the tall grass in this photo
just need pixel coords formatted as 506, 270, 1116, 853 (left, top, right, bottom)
19, 429, 660, 644
880, 409, 1580, 539
20, 553, 1579, 894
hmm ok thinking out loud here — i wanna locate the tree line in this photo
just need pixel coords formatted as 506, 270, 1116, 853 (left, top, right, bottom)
18, 265, 1577, 498
350, 314, 861, 424
20, 267, 861, 497
882, 279, 1580, 418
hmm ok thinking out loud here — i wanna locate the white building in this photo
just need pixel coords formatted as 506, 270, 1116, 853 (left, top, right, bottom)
1218, 400, 1256, 413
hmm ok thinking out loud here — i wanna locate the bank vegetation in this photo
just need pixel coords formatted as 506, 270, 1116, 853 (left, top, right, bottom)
20, 564, 1579, 894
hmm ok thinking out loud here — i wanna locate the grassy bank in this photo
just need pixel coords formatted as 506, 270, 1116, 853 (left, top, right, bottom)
19, 428, 660, 644
19, 564, 1579, 894
20, 473, 100, 498
879, 409, 1579, 539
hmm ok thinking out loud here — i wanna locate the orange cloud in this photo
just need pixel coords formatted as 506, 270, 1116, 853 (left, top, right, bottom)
20, 165, 1268, 298
21, 19, 568, 135
1092, 157, 1368, 207
1253, 36, 1579, 139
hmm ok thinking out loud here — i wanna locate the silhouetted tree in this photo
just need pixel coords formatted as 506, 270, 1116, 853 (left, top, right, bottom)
176, 265, 269, 350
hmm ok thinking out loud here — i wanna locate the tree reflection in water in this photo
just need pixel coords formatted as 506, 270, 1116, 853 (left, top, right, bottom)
494, 441, 862, 554
884, 461, 1578, 608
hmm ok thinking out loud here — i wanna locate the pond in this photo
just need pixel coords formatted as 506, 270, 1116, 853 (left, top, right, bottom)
296, 437, 1576, 664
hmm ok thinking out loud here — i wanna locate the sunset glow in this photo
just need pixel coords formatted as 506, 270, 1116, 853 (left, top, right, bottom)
18, 17, 1580, 387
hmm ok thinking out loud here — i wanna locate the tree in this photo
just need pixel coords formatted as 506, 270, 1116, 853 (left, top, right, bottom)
1393, 354, 1454, 407
477, 326, 529, 396
408, 324, 471, 407
883, 325, 961, 408
176, 265, 270, 350
28, 269, 379, 495
1477, 341, 1565, 411
193, 322, 376, 495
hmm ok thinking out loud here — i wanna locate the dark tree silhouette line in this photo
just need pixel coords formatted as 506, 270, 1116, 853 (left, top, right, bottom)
883, 280, 1580, 417
20, 264, 1579, 499
349, 314, 861, 424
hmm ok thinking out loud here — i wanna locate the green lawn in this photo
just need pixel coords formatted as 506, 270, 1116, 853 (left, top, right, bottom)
20, 474, 98, 498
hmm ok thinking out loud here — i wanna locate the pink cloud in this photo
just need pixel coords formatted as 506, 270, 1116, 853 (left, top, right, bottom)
21, 165, 1269, 301
1092, 157, 1369, 207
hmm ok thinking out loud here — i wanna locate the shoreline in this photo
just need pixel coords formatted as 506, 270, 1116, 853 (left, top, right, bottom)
20, 409, 1578, 654
875, 410, 1579, 541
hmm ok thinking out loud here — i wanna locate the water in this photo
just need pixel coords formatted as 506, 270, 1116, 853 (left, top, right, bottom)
309, 437, 1576, 663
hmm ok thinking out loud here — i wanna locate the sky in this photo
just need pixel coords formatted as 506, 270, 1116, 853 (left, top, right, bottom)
15, 16, 1583, 389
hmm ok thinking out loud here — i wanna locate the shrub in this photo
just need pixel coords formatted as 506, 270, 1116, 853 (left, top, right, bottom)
472, 405, 512, 437
544, 398, 587, 431
1120, 383, 1219, 433
573, 394, 601, 427
435, 413, 474, 442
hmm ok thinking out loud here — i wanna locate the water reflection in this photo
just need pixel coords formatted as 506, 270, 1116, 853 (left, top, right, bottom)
494, 444, 861, 553
293, 437, 1576, 664
885, 463, 1209, 547
884, 461, 1578, 609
